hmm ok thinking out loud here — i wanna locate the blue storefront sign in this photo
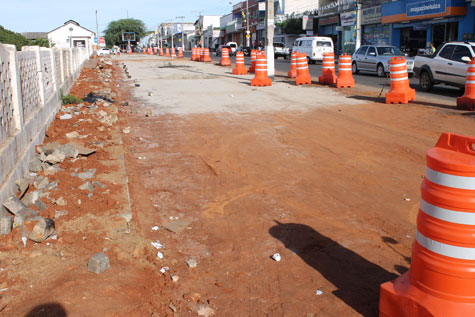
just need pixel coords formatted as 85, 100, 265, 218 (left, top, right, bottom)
406, 0, 446, 17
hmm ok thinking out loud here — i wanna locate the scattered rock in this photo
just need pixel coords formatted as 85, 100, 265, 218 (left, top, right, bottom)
13, 208, 39, 228
121, 101, 129, 106
21, 191, 40, 207
197, 305, 215, 317
97, 126, 105, 132
65, 131, 80, 139
171, 275, 179, 283
54, 210, 69, 219
0, 216, 13, 235
163, 220, 190, 234
123, 127, 131, 134
157, 252, 164, 259
77, 169, 96, 179
145, 109, 152, 117
15, 178, 30, 197
38, 142, 61, 155
44, 150, 66, 164
168, 303, 177, 313
22, 216, 55, 242
58, 143, 77, 158
271, 253, 281, 262
316, 289, 323, 296
87, 252, 110, 274
59, 114, 73, 120
73, 144, 96, 156
44, 180, 59, 191
92, 180, 107, 189
3, 196, 27, 215
43, 165, 62, 175
28, 157, 43, 172
34, 199, 47, 211
186, 259, 198, 268
33, 176, 49, 190
79, 182, 94, 192
53, 197, 66, 206
183, 293, 201, 302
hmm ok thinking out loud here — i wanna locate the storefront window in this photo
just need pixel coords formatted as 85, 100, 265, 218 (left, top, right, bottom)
363, 25, 390, 46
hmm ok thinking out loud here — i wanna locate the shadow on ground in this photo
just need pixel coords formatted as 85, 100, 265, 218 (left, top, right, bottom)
269, 221, 398, 317
25, 303, 67, 317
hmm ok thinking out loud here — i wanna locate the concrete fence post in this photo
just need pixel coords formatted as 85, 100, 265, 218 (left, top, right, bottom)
22, 46, 45, 106
48, 48, 57, 92
4, 44, 24, 131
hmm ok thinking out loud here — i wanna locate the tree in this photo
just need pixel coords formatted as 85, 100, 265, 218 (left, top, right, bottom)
277, 17, 303, 35
0, 25, 29, 50
30, 38, 52, 48
104, 19, 146, 46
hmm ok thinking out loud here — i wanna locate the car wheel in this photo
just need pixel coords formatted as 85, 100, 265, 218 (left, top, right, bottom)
419, 71, 433, 91
377, 64, 385, 77
352, 62, 359, 74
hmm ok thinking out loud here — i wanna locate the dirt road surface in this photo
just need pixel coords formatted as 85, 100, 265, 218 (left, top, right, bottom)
0, 54, 473, 316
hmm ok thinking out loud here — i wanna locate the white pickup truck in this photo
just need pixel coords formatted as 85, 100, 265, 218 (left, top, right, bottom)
414, 41, 475, 91
274, 42, 290, 59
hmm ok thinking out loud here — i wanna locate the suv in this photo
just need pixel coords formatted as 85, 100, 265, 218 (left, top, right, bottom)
274, 42, 290, 59
352, 45, 414, 77
414, 41, 475, 91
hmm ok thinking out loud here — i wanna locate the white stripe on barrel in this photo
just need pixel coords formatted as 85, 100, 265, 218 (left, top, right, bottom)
426, 167, 475, 190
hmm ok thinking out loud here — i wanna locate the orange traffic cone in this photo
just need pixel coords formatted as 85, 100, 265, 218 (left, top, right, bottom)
203, 48, 212, 62
154, 47, 157, 54
288, 51, 298, 78
249, 50, 257, 73
319, 52, 337, 85
232, 52, 248, 75
295, 53, 311, 85
200, 48, 205, 62
191, 47, 196, 61
456, 58, 475, 111
142, 48, 146, 54
178, 47, 183, 58
220, 48, 231, 66
380, 132, 475, 317
165, 48, 170, 57
251, 53, 272, 87
148, 48, 152, 55
385, 56, 415, 104
159, 48, 164, 56
171, 47, 176, 58
336, 53, 355, 88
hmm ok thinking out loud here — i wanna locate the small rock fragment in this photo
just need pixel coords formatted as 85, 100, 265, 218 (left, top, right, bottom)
316, 289, 323, 296
87, 252, 110, 274
169, 303, 177, 313
92, 180, 107, 189
38, 142, 61, 155
54, 210, 69, 219
151, 241, 163, 249
21, 191, 40, 207
28, 157, 43, 172
157, 252, 164, 259
3, 196, 27, 215
171, 275, 179, 283
73, 144, 96, 156
272, 253, 281, 262
186, 259, 197, 268
13, 208, 39, 228
58, 143, 77, 158
183, 293, 201, 302
54, 197, 66, 206
79, 182, 94, 192
15, 178, 30, 197
44, 151, 66, 164
0, 216, 13, 235
197, 305, 215, 316
163, 220, 190, 234
65, 131, 80, 139
34, 199, 47, 211
33, 176, 49, 190
123, 127, 131, 134
77, 169, 96, 180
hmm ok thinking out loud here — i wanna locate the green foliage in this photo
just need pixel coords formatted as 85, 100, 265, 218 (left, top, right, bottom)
61, 94, 82, 105
0, 25, 52, 50
0, 25, 29, 50
104, 19, 146, 46
277, 17, 303, 35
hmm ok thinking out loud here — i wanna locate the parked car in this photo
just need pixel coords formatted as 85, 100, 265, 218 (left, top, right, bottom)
216, 45, 231, 56
226, 42, 238, 55
274, 42, 290, 59
291, 36, 333, 63
96, 48, 111, 56
351, 45, 414, 77
414, 41, 475, 91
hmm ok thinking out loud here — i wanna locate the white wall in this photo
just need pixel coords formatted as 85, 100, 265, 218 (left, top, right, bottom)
203, 16, 221, 29
279, 0, 319, 16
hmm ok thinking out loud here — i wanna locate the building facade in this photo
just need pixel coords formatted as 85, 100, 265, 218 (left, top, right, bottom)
48, 20, 95, 56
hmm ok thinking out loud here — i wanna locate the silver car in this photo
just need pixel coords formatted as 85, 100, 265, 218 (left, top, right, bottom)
351, 45, 414, 77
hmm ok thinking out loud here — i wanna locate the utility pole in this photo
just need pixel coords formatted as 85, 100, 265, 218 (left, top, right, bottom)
245, 0, 250, 47
176, 16, 185, 51
355, 1, 362, 50
265, 0, 275, 78
95, 10, 99, 37
170, 23, 174, 48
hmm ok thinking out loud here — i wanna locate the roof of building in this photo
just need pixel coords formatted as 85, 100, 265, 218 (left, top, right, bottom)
49, 20, 95, 35
21, 32, 48, 40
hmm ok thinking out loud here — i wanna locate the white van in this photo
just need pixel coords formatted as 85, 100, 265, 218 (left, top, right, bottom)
291, 37, 334, 63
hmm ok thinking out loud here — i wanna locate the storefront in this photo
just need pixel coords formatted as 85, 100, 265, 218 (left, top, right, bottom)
318, 15, 339, 51
361, 5, 391, 46
382, 0, 475, 55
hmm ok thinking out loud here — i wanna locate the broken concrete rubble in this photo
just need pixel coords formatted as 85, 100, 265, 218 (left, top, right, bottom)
0, 216, 13, 235
87, 252, 110, 274
21, 216, 55, 242
3, 196, 27, 215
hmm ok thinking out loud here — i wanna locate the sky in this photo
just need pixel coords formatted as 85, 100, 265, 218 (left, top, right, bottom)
1, 0, 233, 34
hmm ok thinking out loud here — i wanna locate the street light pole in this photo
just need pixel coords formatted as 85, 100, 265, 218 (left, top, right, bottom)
246, 0, 250, 47
265, 0, 275, 78
176, 16, 185, 51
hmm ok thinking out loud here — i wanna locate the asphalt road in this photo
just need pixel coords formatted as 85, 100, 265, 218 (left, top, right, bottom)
184, 51, 463, 105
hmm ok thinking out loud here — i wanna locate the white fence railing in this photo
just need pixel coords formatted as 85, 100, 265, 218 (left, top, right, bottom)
0, 43, 88, 212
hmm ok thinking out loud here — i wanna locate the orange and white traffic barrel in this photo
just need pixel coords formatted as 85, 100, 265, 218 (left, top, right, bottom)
380, 132, 475, 316
336, 54, 354, 88
249, 50, 257, 73
251, 53, 272, 87
295, 53, 311, 85
178, 47, 183, 58
385, 56, 415, 104
232, 52, 248, 75
456, 57, 475, 111
153, 47, 158, 54
288, 51, 298, 78
171, 47, 176, 58
203, 48, 212, 62
159, 48, 164, 56
220, 48, 231, 66
165, 48, 170, 57
318, 52, 337, 85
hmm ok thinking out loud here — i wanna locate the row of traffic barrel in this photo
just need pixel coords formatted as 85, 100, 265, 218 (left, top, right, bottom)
188, 47, 475, 109
142, 47, 184, 58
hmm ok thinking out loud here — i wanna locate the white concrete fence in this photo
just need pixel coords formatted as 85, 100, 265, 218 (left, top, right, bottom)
0, 43, 88, 213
